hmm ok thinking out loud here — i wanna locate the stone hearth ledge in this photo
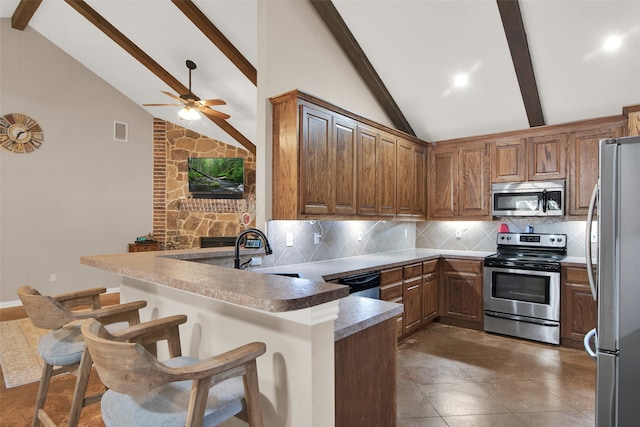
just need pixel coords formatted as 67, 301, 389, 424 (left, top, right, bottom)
80, 247, 349, 313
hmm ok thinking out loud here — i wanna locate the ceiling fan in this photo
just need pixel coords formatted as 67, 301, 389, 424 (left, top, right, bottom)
143, 60, 230, 121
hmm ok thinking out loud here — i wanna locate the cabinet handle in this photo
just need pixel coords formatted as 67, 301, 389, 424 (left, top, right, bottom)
407, 285, 420, 291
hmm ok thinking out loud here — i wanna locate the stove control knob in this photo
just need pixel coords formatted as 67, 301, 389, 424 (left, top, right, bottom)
506, 236, 511, 240
550, 237, 555, 242
500, 236, 505, 240
557, 237, 563, 243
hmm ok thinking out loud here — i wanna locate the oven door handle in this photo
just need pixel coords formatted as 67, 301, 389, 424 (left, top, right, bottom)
484, 311, 558, 327
585, 183, 598, 300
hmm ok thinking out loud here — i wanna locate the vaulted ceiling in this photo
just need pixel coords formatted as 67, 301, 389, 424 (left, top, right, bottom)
2, 0, 639, 152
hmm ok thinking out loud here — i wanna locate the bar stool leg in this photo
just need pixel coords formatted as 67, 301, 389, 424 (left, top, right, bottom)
32, 363, 53, 427
67, 350, 94, 427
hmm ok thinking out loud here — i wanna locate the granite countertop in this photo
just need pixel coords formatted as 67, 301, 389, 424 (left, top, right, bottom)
255, 248, 492, 282
334, 296, 403, 341
81, 249, 349, 313
81, 247, 491, 340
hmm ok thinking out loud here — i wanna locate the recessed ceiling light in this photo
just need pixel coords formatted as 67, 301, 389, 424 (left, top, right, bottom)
603, 35, 622, 51
453, 74, 469, 87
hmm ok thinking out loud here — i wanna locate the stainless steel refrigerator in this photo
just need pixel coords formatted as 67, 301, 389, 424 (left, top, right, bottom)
584, 135, 640, 427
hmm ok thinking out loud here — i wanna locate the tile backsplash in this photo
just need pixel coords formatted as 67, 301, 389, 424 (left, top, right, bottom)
415, 218, 590, 257
263, 220, 415, 267
262, 218, 590, 268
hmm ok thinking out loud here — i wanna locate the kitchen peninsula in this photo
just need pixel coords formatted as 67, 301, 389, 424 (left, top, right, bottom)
81, 247, 403, 427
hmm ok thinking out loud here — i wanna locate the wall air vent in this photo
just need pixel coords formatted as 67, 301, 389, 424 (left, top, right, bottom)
114, 121, 128, 142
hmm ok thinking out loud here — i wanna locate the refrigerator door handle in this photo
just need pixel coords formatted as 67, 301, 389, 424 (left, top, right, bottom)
585, 182, 598, 300
584, 327, 597, 360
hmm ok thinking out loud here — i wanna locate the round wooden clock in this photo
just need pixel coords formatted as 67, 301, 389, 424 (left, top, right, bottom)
0, 113, 44, 153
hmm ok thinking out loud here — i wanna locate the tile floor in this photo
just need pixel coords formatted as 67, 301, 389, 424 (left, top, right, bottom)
1, 322, 596, 426
397, 324, 596, 427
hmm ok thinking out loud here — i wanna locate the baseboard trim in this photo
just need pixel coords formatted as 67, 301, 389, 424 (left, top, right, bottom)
0, 290, 120, 322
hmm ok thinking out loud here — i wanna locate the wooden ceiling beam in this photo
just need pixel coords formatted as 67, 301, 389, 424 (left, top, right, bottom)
63, 0, 256, 155
309, 0, 416, 137
497, 0, 545, 127
11, 0, 43, 30
171, 0, 257, 86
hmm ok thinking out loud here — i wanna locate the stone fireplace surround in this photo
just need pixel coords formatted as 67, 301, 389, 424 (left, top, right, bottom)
152, 118, 256, 249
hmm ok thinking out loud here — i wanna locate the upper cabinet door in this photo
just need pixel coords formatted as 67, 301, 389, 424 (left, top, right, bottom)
412, 143, 427, 218
428, 146, 458, 218
356, 125, 379, 216
459, 143, 490, 217
527, 133, 566, 181
397, 139, 427, 218
300, 105, 332, 215
333, 116, 358, 215
396, 139, 413, 216
491, 139, 526, 182
568, 124, 624, 215
378, 132, 397, 216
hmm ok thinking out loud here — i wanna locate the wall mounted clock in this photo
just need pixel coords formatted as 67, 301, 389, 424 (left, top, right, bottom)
0, 113, 44, 153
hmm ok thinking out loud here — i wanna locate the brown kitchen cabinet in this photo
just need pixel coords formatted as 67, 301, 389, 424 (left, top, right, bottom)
567, 123, 625, 215
428, 142, 490, 219
378, 132, 397, 216
491, 138, 527, 182
403, 263, 423, 336
271, 89, 428, 220
397, 139, 427, 218
527, 133, 566, 181
299, 104, 357, 216
561, 265, 597, 348
422, 259, 439, 324
440, 258, 484, 330
356, 125, 397, 216
428, 145, 457, 217
380, 267, 404, 339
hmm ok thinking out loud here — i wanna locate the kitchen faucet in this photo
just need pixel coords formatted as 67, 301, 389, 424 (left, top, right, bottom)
234, 228, 273, 269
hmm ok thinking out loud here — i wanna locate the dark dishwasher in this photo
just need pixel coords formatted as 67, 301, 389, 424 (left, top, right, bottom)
337, 271, 381, 299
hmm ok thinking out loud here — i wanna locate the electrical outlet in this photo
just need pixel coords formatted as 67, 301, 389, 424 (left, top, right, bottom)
250, 257, 262, 266
455, 230, 462, 239
358, 232, 363, 241
591, 230, 598, 243
50, 274, 56, 282
404, 229, 408, 238
286, 233, 293, 247
314, 233, 321, 245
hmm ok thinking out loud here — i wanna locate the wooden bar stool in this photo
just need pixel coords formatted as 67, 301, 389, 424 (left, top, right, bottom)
17, 286, 147, 427
81, 316, 266, 427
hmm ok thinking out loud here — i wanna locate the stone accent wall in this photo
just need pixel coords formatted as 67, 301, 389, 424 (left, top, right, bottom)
152, 118, 256, 249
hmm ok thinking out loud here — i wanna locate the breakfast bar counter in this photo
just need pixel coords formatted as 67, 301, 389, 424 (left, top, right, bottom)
81, 247, 349, 312
80, 248, 402, 427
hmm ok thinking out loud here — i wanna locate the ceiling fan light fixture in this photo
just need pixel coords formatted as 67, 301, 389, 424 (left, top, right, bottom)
179, 107, 201, 121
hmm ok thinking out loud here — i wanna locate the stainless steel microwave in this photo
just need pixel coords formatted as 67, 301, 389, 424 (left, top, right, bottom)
491, 180, 565, 217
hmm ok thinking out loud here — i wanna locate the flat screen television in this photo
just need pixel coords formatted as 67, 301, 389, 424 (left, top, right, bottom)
188, 157, 244, 199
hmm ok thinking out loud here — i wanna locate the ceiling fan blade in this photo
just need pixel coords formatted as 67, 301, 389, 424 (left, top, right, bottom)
143, 103, 183, 107
198, 99, 227, 107
200, 108, 231, 120
161, 91, 184, 102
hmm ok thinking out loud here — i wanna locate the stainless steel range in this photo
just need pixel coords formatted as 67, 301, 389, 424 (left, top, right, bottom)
484, 232, 567, 345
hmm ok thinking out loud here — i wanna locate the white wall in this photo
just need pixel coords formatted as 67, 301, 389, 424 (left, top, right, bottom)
0, 20, 153, 303
256, 0, 392, 226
